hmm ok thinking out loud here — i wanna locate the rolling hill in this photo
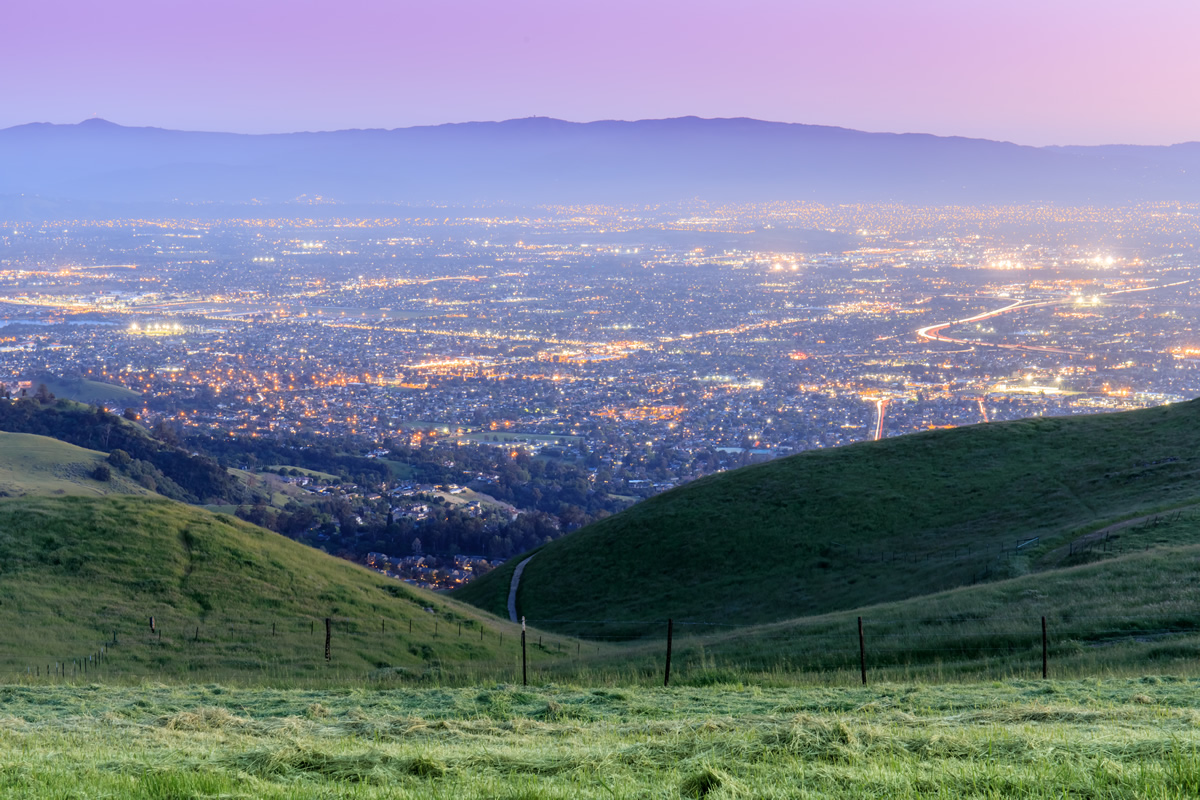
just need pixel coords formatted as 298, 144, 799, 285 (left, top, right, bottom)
457, 399, 1200, 632
0, 495, 574, 682
583, 540, 1200, 684
5, 416, 1200, 688
29, 375, 141, 407
0, 431, 151, 498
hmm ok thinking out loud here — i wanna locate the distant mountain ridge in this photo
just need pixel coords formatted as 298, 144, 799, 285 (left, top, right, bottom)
2, 116, 1199, 213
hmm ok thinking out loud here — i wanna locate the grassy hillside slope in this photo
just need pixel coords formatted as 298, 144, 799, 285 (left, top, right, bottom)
0, 432, 152, 498
578, 542, 1200, 685
0, 495, 576, 682
458, 399, 1200, 628
32, 375, 141, 406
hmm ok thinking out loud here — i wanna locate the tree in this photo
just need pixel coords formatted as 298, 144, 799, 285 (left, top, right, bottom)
151, 419, 179, 446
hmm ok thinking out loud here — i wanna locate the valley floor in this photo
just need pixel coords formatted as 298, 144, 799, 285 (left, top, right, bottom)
1, 679, 1199, 798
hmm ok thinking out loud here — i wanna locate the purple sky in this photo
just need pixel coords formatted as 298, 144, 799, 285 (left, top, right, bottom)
4, 0, 1198, 146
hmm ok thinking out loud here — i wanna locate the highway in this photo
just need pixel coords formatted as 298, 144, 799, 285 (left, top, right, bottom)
916, 280, 1193, 356
873, 397, 888, 441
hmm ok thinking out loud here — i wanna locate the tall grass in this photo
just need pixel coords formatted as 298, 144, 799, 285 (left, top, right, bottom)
3, 680, 1200, 798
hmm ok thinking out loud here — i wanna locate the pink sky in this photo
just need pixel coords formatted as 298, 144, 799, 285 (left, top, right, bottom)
4, 0, 1198, 145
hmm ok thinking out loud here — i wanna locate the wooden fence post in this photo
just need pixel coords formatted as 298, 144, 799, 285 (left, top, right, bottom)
521, 617, 528, 686
664, 619, 674, 687
858, 616, 867, 686
1042, 616, 1048, 679
325, 617, 332, 661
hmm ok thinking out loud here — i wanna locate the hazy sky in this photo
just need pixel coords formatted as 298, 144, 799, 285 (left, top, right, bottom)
5, 0, 1198, 146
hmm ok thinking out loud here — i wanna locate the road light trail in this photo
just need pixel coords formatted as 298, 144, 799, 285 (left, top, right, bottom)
873, 397, 888, 441
916, 280, 1192, 355
917, 298, 1078, 355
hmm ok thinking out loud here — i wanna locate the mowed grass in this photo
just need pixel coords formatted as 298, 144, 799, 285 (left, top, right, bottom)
0, 431, 151, 498
0, 495, 588, 684
460, 399, 1200, 628
2, 680, 1200, 798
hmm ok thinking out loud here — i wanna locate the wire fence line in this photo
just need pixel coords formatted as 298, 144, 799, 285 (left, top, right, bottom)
520, 611, 1200, 686
10, 607, 1200, 686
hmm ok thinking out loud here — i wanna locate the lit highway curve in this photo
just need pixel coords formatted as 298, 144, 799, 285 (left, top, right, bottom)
916, 279, 1193, 355
915, 298, 1079, 354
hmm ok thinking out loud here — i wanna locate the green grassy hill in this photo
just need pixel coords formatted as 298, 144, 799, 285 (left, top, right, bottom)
457, 399, 1200, 630
0, 495, 578, 683
31, 375, 141, 406
0, 432, 152, 498
570, 541, 1200, 686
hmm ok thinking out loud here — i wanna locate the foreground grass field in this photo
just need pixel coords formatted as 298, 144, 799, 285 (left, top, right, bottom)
1, 680, 1199, 798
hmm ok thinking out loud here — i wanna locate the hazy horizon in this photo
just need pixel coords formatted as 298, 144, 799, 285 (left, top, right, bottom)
7, 0, 1200, 147
7, 114, 1200, 149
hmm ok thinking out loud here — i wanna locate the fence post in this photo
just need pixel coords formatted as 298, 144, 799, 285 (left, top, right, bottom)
858, 616, 867, 686
521, 617, 528, 686
664, 619, 674, 687
1042, 616, 1048, 679
149, 616, 155, 633
325, 617, 332, 661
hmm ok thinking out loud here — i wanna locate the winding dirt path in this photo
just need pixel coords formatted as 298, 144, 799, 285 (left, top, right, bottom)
1044, 501, 1200, 564
507, 555, 535, 623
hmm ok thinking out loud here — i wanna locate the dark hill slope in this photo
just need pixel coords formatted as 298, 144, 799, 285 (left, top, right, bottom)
0, 495, 553, 681
457, 400, 1200, 628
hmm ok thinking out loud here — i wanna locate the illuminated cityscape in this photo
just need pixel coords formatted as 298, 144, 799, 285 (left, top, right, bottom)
4, 201, 1200, 581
